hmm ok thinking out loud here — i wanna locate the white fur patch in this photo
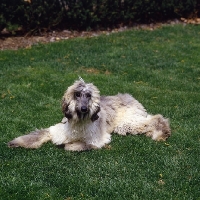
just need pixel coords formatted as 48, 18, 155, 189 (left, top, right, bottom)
49, 123, 68, 145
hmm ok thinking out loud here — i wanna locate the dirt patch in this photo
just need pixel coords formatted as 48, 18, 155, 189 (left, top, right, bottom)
75, 66, 111, 75
0, 19, 187, 50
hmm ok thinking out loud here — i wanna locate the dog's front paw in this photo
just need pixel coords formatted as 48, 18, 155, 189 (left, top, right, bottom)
64, 142, 94, 151
64, 142, 87, 151
8, 139, 20, 148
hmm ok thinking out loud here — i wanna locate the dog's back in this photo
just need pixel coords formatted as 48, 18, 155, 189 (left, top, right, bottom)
99, 94, 148, 133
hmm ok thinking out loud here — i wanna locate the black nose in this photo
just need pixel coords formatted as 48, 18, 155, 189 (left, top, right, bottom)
81, 106, 88, 113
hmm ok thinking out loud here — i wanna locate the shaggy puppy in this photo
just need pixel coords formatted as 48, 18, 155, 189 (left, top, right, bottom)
8, 78, 171, 151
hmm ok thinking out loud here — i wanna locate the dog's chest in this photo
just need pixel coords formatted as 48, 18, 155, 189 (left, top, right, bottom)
67, 121, 95, 141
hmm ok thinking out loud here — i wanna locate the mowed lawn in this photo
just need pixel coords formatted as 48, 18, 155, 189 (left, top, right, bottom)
0, 24, 200, 200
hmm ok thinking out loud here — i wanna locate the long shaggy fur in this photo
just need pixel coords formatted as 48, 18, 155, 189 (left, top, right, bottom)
8, 78, 171, 151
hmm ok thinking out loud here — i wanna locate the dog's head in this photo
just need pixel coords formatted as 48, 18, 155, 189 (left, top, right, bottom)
62, 78, 100, 122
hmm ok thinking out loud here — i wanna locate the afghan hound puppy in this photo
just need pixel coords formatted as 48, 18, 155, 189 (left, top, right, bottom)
8, 78, 171, 151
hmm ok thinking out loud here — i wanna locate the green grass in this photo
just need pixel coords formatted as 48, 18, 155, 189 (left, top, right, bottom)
0, 24, 200, 200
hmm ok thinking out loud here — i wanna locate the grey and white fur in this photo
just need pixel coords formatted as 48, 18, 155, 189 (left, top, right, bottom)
8, 78, 171, 151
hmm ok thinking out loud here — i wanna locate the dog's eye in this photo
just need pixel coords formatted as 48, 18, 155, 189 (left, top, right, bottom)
86, 93, 91, 98
75, 92, 81, 97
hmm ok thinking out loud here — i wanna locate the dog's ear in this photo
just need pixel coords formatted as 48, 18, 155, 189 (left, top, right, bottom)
62, 98, 72, 119
91, 107, 100, 122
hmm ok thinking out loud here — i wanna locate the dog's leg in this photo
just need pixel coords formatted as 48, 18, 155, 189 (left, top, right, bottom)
64, 141, 98, 151
114, 114, 171, 141
144, 114, 171, 141
8, 129, 51, 149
